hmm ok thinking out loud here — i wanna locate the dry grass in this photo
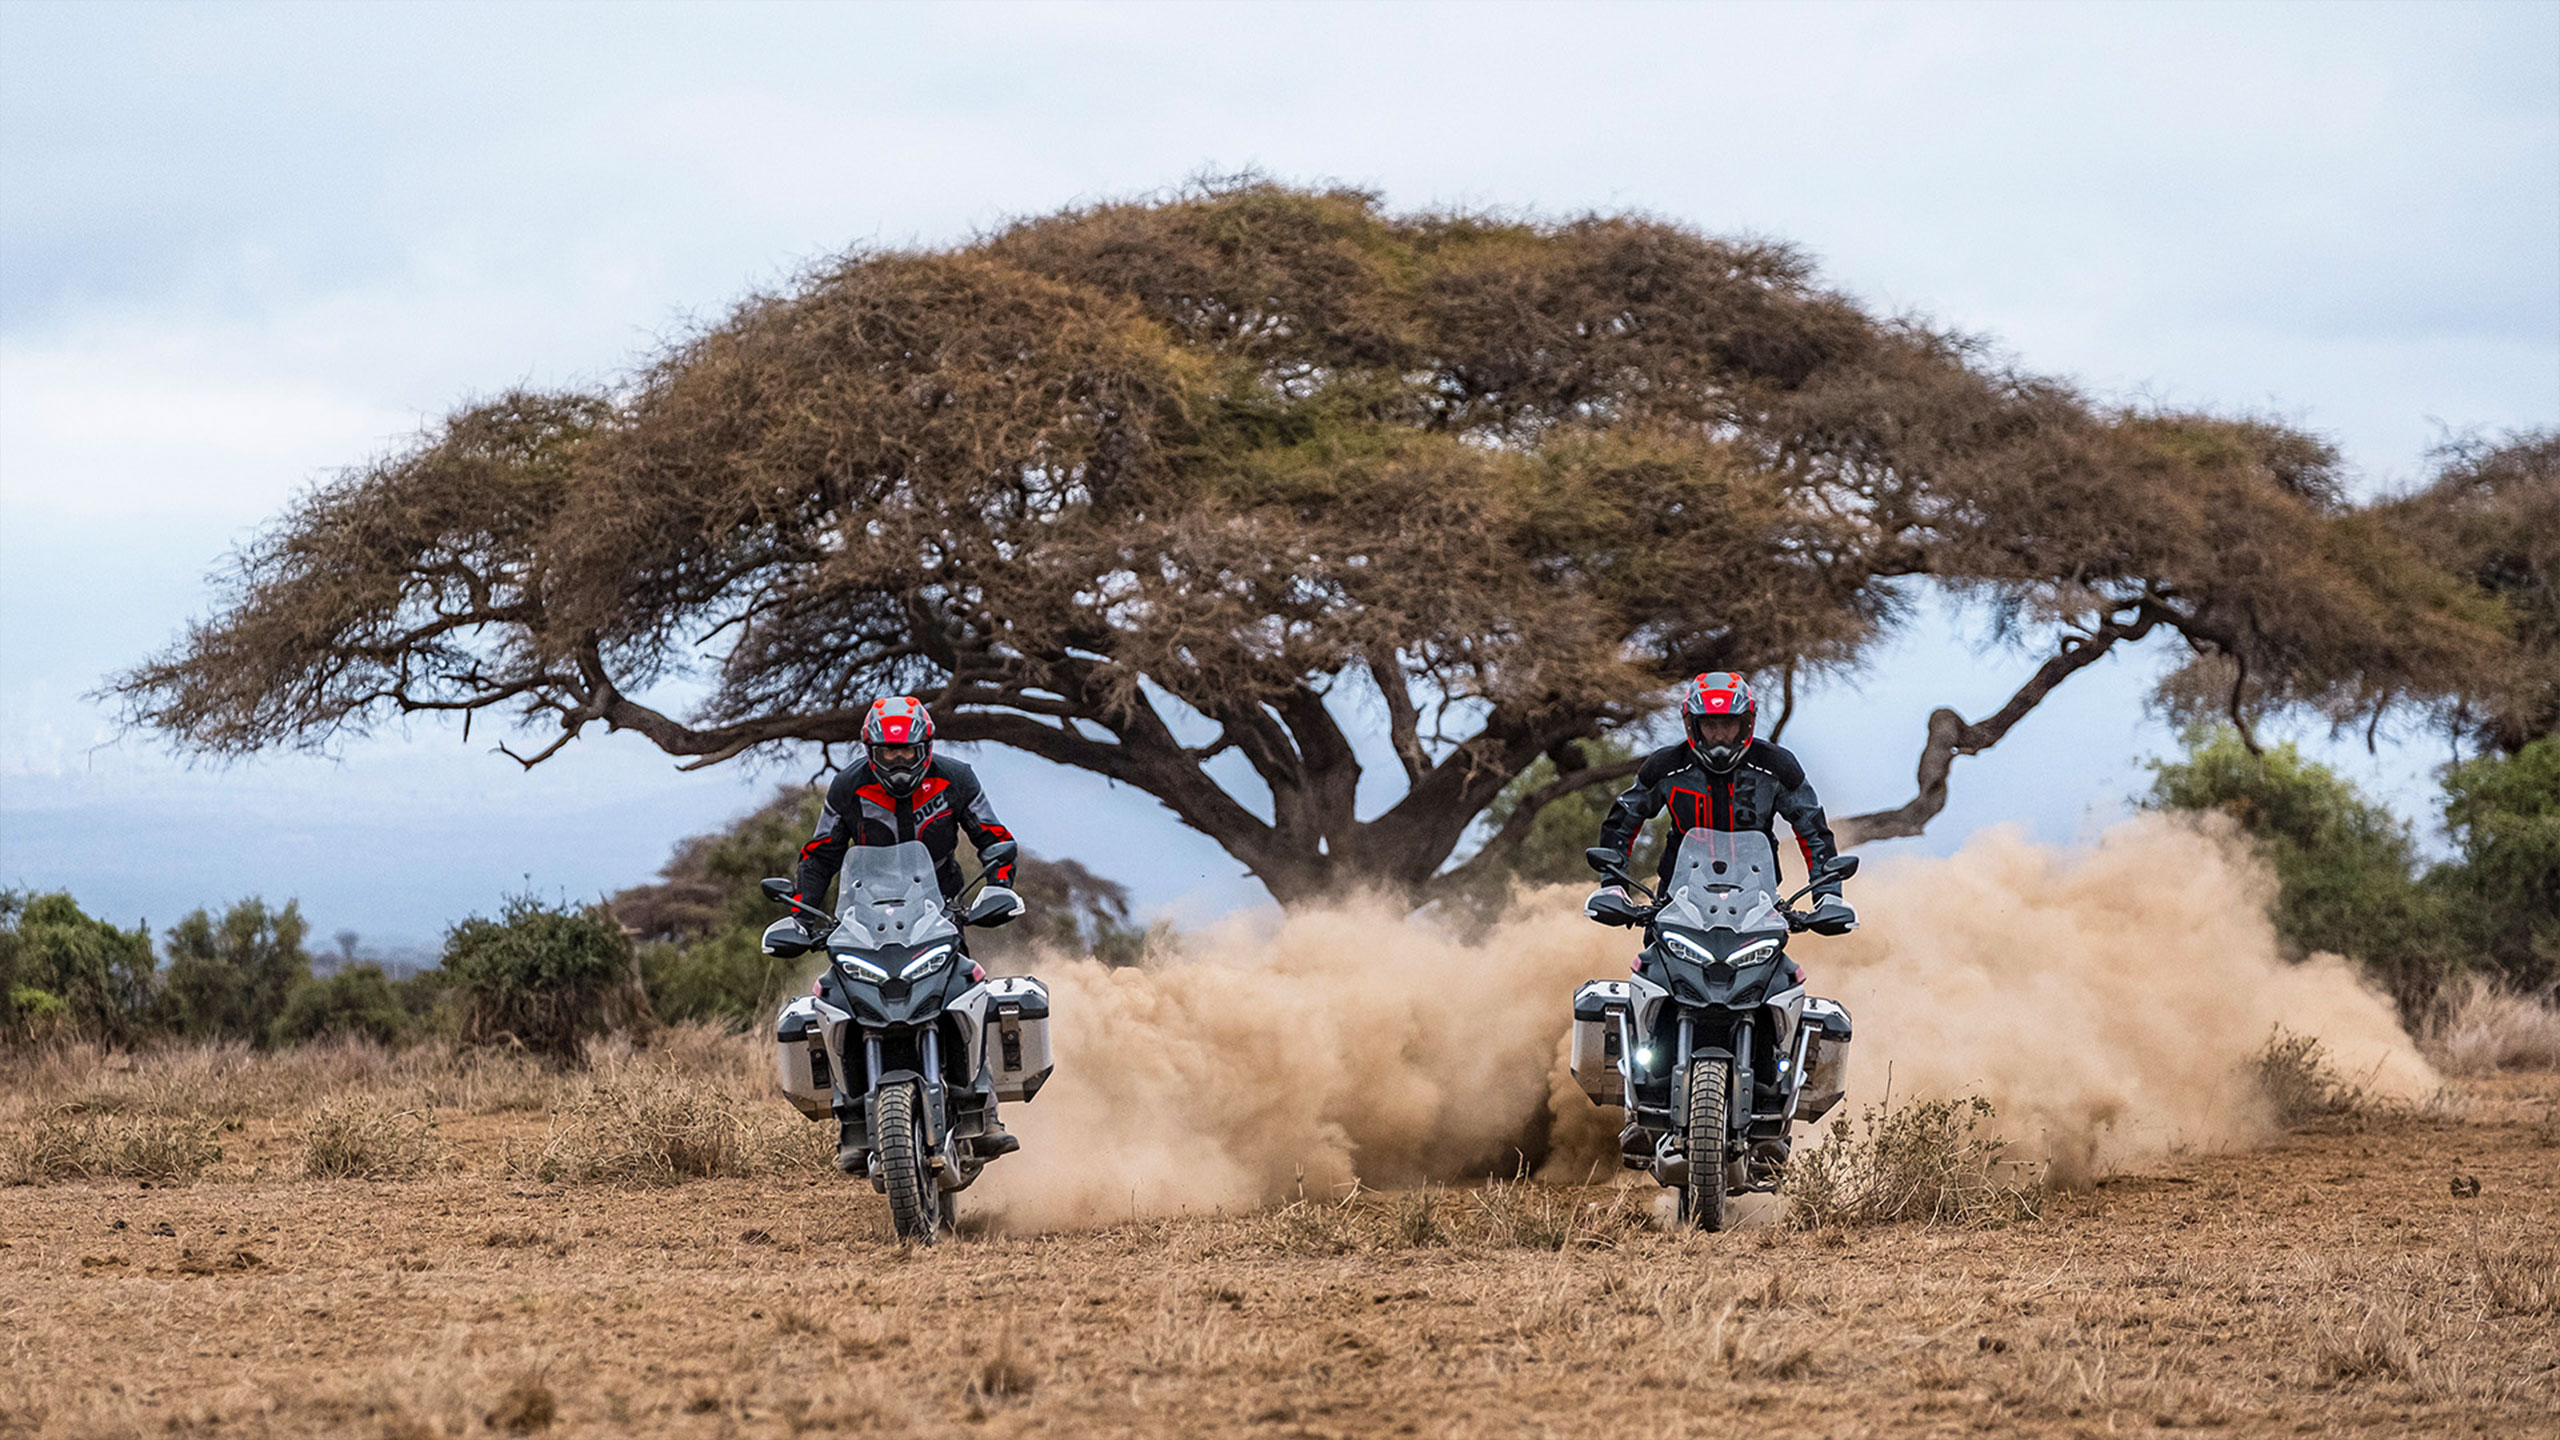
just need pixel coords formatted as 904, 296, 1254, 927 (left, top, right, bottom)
298, 1096, 444, 1180
2425, 977, 2560, 1075
1782, 1094, 2044, 1229
1263, 1176, 1658, 1255
516, 1040, 828, 1185
2, 1108, 223, 1184
2252, 1027, 2384, 1128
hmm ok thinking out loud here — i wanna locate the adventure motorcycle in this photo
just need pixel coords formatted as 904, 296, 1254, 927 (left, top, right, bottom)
759, 839, 1050, 1243
1573, 830, 1858, 1231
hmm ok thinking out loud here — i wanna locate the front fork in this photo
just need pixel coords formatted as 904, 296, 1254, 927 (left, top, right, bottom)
1631, 1010, 1753, 1173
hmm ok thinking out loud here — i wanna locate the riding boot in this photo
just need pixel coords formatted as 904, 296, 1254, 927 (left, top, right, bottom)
974, 1100, 1020, 1158
835, 1120, 865, 1174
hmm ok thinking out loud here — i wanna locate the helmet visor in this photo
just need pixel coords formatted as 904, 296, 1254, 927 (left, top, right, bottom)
1689, 714, 1750, 750
871, 742, 924, 771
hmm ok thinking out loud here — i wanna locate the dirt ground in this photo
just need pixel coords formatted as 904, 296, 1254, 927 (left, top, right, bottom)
4, 1075, 2555, 1440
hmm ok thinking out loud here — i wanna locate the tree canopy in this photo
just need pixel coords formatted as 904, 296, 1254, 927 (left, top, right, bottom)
116, 180, 2529, 904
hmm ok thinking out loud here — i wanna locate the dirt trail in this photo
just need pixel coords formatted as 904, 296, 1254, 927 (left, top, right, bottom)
4, 1077, 2553, 1438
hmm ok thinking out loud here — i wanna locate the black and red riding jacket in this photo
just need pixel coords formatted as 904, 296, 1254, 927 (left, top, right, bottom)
793, 755, 1017, 910
1596, 739, 1845, 896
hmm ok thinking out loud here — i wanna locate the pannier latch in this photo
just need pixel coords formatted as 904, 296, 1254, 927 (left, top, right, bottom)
996, 1003, 1024, 1072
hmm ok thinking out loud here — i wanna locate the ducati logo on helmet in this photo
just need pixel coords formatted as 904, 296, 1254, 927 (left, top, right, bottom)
861, 696, 936, 797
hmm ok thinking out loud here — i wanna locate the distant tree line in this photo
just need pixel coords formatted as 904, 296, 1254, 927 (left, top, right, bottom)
0, 887, 643, 1065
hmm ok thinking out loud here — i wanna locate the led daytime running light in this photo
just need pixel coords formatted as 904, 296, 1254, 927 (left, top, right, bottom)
899, 945, 956, 980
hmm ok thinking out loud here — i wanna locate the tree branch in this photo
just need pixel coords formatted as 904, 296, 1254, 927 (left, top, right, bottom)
1366, 645, 1430, 787
1425, 754, 1645, 899
1835, 604, 2163, 847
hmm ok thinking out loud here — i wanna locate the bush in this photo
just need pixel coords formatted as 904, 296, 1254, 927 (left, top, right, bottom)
2439, 738, 2560, 993
298, 1096, 442, 1179
2423, 977, 2560, 1075
4, 1109, 223, 1184
0, 891, 157, 1043
442, 895, 650, 1065
160, 897, 312, 1045
2251, 1029, 2376, 1129
2147, 728, 2465, 1016
1782, 1095, 2043, 1229
520, 1073, 819, 1182
271, 963, 412, 1047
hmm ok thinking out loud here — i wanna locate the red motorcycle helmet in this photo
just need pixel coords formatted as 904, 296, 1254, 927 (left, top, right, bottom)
861, 696, 934, 796
1682, 672, 1756, 774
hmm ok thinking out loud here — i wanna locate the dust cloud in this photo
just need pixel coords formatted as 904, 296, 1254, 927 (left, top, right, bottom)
973, 814, 2435, 1228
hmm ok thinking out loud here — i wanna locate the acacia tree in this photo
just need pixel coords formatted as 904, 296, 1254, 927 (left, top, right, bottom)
115, 181, 2517, 905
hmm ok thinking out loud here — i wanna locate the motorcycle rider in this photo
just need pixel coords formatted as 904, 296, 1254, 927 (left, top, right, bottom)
1591, 672, 1858, 944
765, 695, 1026, 1164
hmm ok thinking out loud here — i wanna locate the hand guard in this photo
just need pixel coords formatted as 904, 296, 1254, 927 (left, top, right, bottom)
1806, 895, 1858, 936
964, 885, 1026, 928
761, 915, 816, 958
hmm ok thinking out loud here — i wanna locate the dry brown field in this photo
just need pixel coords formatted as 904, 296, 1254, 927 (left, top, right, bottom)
2, 1039, 2554, 1440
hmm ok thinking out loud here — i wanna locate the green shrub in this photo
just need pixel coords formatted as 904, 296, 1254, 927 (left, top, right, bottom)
2439, 738, 2560, 992
270, 963, 411, 1047
441, 895, 649, 1064
0, 891, 158, 1043
160, 897, 312, 1045
2147, 727, 2465, 1016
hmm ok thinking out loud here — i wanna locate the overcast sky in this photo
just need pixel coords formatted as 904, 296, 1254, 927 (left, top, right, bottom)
3, 0, 2555, 951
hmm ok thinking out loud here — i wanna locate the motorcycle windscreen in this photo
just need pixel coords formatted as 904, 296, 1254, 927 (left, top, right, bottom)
1656, 828, 1787, 937
832, 840, 960, 949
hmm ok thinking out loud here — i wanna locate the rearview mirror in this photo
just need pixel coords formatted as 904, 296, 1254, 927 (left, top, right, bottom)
760, 877, 795, 905
976, 840, 1019, 871
1825, 856, 1860, 883
1584, 846, 1624, 877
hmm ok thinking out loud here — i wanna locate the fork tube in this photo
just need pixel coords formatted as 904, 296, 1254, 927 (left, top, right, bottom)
1781, 1021, 1815, 1124
1615, 1011, 1640, 1113
864, 1033, 884, 1096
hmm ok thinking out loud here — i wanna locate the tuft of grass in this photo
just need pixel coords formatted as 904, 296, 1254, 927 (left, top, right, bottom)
2425, 977, 2560, 1076
299, 1097, 442, 1180
1781, 1094, 2042, 1230
2312, 1300, 2418, 1385
2476, 1240, 2560, 1316
484, 1370, 557, 1434
3, 1109, 222, 1184
1392, 1184, 1447, 1247
968, 1323, 1037, 1405
2252, 1029, 2376, 1129
524, 1077, 755, 1183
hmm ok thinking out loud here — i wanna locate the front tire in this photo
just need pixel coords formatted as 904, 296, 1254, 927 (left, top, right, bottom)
874, 1085, 943, 1245
1681, 1060, 1731, 1232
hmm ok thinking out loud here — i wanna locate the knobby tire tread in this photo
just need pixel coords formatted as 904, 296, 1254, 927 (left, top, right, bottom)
875, 1085, 940, 1244
1687, 1061, 1729, 1232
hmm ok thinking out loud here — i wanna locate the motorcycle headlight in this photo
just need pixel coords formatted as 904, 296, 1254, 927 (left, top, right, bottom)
1729, 938, 1781, 965
836, 955, 888, 982
898, 944, 955, 981
1660, 931, 1714, 964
